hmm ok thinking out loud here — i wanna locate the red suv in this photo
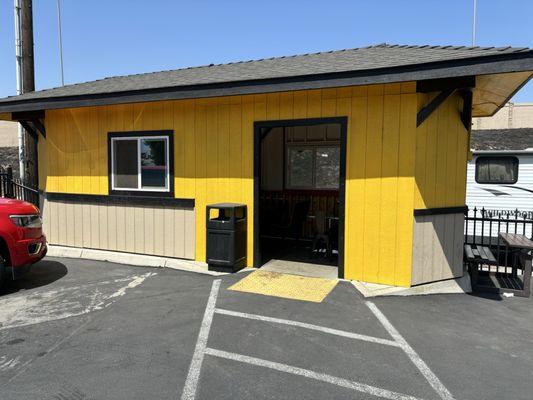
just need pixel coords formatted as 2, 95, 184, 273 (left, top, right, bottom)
0, 198, 47, 287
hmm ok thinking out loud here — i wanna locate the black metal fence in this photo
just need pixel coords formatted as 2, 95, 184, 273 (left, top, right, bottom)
465, 207, 533, 247
465, 207, 533, 291
0, 166, 39, 206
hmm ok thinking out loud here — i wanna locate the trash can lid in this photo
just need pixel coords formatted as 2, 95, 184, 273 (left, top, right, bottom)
207, 203, 246, 209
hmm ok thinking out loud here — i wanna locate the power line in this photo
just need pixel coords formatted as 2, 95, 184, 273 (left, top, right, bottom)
472, 0, 477, 46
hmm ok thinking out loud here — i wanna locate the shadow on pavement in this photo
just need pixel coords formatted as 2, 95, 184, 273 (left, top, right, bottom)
4, 260, 68, 294
466, 291, 503, 301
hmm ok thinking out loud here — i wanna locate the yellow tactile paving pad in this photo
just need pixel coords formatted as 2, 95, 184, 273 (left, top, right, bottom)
228, 270, 338, 303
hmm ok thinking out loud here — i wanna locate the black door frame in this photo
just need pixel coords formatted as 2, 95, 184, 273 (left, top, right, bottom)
253, 117, 348, 279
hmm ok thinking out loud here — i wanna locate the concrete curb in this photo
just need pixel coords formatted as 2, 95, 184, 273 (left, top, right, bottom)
46, 245, 229, 276
351, 273, 472, 297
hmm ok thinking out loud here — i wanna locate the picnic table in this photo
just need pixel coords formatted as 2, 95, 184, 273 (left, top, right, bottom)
499, 233, 532, 297
499, 232, 533, 250
465, 233, 532, 298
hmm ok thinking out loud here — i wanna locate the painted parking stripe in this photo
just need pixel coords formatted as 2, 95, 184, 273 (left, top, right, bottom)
205, 347, 425, 400
181, 282, 454, 400
180, 279, 221, 400
366, 302, 455, 400
215, 308, 400, 348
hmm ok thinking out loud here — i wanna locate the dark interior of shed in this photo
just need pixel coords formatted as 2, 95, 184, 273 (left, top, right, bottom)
259, 123, 341, 268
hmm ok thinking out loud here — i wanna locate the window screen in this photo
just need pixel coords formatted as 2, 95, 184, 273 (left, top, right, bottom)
315, 147, 340, 189
111, 135, 170, 192
287, 147, 313, 188
475, 156, 518, 184
286, 145, 340, 189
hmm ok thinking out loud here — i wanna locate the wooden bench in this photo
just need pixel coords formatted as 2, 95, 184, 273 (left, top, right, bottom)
464, 244, 498, 294
464, 244, 497, 266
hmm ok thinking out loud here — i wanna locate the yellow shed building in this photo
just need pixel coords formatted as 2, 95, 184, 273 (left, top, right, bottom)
1, 44, 532, 287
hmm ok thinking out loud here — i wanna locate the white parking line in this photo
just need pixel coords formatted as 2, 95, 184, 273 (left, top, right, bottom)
205, 348, 425, 400
366, 302, 455, 400
181, 281, 455, 400
215, 308, 400, 348
180, 279, 221, 400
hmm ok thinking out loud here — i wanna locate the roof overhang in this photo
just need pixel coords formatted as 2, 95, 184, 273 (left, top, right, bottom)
0, 51, 532, 118
473, 71, 532, 117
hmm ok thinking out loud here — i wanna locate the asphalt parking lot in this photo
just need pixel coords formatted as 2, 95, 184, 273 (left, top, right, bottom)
1, 257, 532, 400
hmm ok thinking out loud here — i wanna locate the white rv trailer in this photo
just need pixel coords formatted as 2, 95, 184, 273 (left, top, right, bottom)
466, 149, 533, 212
466, 149, 533, 242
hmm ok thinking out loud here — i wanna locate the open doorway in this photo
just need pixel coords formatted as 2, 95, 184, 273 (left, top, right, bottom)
254, 118, 347, 279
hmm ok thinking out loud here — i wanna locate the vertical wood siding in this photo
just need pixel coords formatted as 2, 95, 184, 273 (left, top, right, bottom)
411, 213, 464, 285
414, 92, 469, 209
42, 198, 195, 259
410, 92, 469, 285
39, 82, 467, 287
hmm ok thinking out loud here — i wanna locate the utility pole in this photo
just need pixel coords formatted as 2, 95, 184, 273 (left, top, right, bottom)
21, 0, 38, 188
13, 0, 24, 181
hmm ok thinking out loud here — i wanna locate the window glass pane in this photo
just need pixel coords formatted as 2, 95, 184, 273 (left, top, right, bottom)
113, 140, 138, 189
315, 147, 340, 188
288, 147, 313, 188
476, 157, 518, 184
141, 138, 167, 188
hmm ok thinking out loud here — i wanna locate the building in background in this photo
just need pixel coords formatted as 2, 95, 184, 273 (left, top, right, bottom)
0, 121, 19, 176
473, 102, 533, 129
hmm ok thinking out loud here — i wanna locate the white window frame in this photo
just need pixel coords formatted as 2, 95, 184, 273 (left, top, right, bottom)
285, 144, 340, 190
110, 135, 170, 192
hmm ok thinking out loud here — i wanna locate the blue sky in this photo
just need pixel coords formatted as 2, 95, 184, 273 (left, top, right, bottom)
0, 0, 532, 101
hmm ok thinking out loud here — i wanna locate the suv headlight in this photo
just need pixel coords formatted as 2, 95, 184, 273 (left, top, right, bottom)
10, 214, 42, 228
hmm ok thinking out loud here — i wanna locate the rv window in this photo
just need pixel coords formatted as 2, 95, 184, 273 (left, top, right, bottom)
110, 133, 171, 193
475, 156, 518, 184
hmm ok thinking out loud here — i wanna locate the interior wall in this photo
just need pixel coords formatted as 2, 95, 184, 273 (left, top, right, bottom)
260, 127, 283, 191
41, 82, 433, 287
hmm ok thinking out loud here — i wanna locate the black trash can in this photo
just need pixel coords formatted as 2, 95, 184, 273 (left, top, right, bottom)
206, 203, 247, 272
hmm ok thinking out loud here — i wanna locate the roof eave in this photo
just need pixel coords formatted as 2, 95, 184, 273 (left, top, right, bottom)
0, 51, 532, 114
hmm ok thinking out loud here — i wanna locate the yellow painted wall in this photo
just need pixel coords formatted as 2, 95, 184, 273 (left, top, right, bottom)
39, 83, 468, 287
414, 92, 469, 210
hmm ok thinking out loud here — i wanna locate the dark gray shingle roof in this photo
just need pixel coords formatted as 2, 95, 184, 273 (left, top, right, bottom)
1, 43, 531, 103
471, 128, 533, 150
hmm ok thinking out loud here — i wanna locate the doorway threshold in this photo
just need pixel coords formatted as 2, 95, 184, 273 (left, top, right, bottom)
261, 259, 338, 280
